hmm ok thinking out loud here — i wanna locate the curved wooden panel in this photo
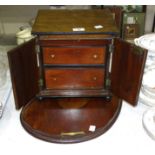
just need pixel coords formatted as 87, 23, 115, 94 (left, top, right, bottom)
21, 96, 122, 143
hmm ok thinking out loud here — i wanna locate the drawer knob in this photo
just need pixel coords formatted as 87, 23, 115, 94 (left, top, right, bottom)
50, 54, 55, 58
93, 54, 98, 59
93, 77, 97, 81
53, 77, 57, 81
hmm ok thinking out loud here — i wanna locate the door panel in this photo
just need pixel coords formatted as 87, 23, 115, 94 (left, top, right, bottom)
8, 39, 39, 109
111, 38, 147, 106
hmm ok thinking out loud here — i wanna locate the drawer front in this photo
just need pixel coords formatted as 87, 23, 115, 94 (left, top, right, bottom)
43, 47, 106, 65
45, 68, 105, 89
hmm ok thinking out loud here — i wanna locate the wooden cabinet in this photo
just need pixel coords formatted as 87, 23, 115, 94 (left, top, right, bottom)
8, 9, 147, 143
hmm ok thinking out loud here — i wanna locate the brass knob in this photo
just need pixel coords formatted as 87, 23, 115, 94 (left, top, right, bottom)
51, 54, 55, 58
93, 54, 98, 59
53, 77, 57, 81
93, 77, 97, 81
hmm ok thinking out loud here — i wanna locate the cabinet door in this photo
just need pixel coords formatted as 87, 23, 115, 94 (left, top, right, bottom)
111, 38, 147, 106
8, 39, 39, 109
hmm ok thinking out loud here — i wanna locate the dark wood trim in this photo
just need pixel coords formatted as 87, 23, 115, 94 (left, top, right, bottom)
38, 34, 114, 40
33, 31, 119, 36
39, 39, 111, 47
36, 89, 111, 98
43, 64, 106, 68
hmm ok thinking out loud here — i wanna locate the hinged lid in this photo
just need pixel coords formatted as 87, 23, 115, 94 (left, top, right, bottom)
8, 39, 39, 109
32, 9, 119, 35
111, 38, 147, 106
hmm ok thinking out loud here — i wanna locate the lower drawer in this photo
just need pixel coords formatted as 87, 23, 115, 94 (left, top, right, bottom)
44, 68, 105, 89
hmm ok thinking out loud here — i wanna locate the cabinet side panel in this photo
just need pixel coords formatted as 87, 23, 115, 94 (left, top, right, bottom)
8, 39, 39, 109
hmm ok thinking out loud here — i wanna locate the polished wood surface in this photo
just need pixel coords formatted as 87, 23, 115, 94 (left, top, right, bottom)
7, 39, 39, 109
44, 68, 105, 89
111, 38, 147, 106
43, 47, 106, 65
32, 9, 118, 35
21, 96, 122, 143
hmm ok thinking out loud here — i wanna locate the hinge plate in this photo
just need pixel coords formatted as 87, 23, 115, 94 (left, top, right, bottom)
38, 78, 43, 87
109, 44, 114, 53
35, 45, 40, 53
105, 78, 111, 87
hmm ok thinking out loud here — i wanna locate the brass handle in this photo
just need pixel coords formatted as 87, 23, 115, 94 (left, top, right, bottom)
61, 131, 85, 136
93, 54, 98, 59
50, 54, 55, 58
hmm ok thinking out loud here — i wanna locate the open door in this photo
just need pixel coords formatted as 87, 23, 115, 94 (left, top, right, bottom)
8, 39, 39, 109
111, 38, 147, 106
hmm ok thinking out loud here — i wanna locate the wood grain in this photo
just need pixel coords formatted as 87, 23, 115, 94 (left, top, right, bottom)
43, 47, 106, 65
32, 9, 118, 34
111, 38, 147, 106
44, 68, 105, 89
7, 39, 39, 109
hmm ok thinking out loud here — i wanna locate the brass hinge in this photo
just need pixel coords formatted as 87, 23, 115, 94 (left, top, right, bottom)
109, 38, 114, 53
109, 44, 114, 53
38, 78, 43, 87
35, 45, 40, 53
106, 78, 111, 87
35, 45, 40, 67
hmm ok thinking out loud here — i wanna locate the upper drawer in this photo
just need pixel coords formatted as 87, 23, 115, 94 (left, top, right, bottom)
42, 47, 106, 65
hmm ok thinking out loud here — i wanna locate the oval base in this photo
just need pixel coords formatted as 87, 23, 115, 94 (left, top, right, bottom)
20, 96, 122, 143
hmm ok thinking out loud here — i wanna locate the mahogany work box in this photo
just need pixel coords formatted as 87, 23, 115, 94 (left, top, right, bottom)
8, 9, 147, 143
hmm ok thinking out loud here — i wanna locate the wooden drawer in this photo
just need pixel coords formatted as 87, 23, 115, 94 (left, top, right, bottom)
45, 68, 105, 89
43, 47, 106, 65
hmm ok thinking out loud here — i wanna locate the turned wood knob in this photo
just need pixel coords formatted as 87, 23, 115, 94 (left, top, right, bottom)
51, 54, 55, 58
53, 77, 57, 81
93, 54, 98, 59
93, 77, 97, 81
